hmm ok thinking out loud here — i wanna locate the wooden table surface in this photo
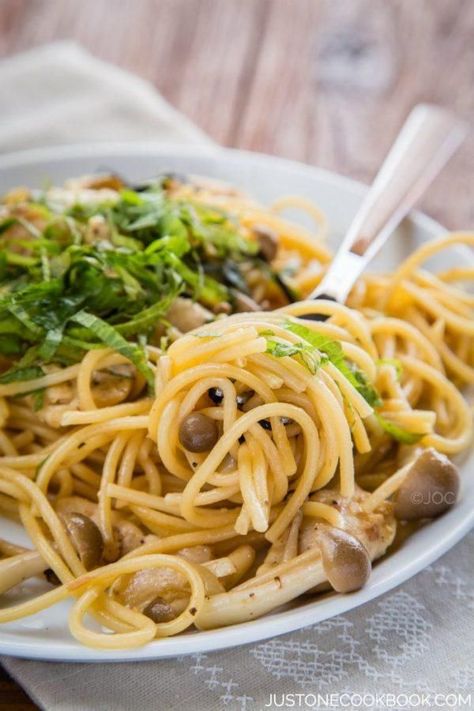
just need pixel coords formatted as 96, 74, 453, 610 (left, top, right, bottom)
0, 0, 472, 707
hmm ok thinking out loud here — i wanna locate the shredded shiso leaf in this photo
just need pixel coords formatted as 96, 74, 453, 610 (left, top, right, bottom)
265, 321, 419, 444
0, 179, 292, 388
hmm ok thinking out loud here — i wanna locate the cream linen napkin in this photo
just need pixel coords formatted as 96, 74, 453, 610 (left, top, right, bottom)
0, 41, 212, 151
1, 42, 473, 711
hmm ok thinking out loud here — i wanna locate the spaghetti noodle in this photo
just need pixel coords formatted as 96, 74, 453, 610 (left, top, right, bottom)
0, 174, 472, 649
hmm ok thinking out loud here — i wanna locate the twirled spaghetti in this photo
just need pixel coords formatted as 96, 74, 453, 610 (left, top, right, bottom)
0, 174, 472, 650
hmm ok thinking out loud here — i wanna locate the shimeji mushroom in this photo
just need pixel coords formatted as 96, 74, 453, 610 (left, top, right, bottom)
194, 487, 396, 630
121, 553, 225, 623
55, 496, 146, 560
0, 546, 49, 595
179, 413, 219, 453
231, 290, 261, 313
62, 512, 104, 571
166, 297, 214, 333
252, 225, 278, 262
121, 545, 256, 623
394, 448, 460, 521
316, 526, 371, 594
0, 510, 106, 595
143, 597, 176, 623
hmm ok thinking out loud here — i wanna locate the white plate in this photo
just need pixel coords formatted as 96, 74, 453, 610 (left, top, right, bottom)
0, 144, 472, 662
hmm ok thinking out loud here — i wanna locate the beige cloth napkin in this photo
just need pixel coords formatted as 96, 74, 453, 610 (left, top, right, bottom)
1, 42, 473, 711
0, 41, 212, 151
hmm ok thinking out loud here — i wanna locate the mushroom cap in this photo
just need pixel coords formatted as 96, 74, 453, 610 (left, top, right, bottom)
114, 519, 145, 557
394, 448, 460, 521
177, 545, 213, 564
318, 526, 371, 594
179, 412, 219, 453
231, 290, 261, 313
121, 567, 187, 609
143, 596, 176, 623
252, 224, 278, 262
63, 512, 104, 570
55, 496, 97, 520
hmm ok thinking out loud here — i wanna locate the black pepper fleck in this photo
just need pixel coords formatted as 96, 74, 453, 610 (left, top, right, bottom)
208, 387, 224, 404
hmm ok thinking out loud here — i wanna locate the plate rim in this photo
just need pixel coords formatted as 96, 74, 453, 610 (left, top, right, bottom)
0, 143, 471, 662
0, 140, 447, 239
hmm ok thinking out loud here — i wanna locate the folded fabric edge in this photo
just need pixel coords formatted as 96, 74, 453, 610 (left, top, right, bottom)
0, 40, 215, 147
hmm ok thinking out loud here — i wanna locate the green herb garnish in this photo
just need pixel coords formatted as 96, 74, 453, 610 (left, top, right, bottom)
376, 415, 426, 444
71, 311, 154, 389
0, 179, 294, 388
0, 365, 44, 385
283, 321, 382, 406
265, 337, 321, 374
377, 358, 403, 381
265, 322, 424, 445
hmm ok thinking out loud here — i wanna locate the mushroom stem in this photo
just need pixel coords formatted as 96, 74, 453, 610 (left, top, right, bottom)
203, 556, 237, 579
195, 487, 395, 631
166, 298, 213, 333
0, 538, 29, 557
195, 547, 324, 629
0, 550, 48, 595
362, 461, 413, 513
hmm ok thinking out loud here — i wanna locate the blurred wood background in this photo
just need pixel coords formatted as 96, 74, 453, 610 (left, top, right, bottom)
0, 0, 472, 707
